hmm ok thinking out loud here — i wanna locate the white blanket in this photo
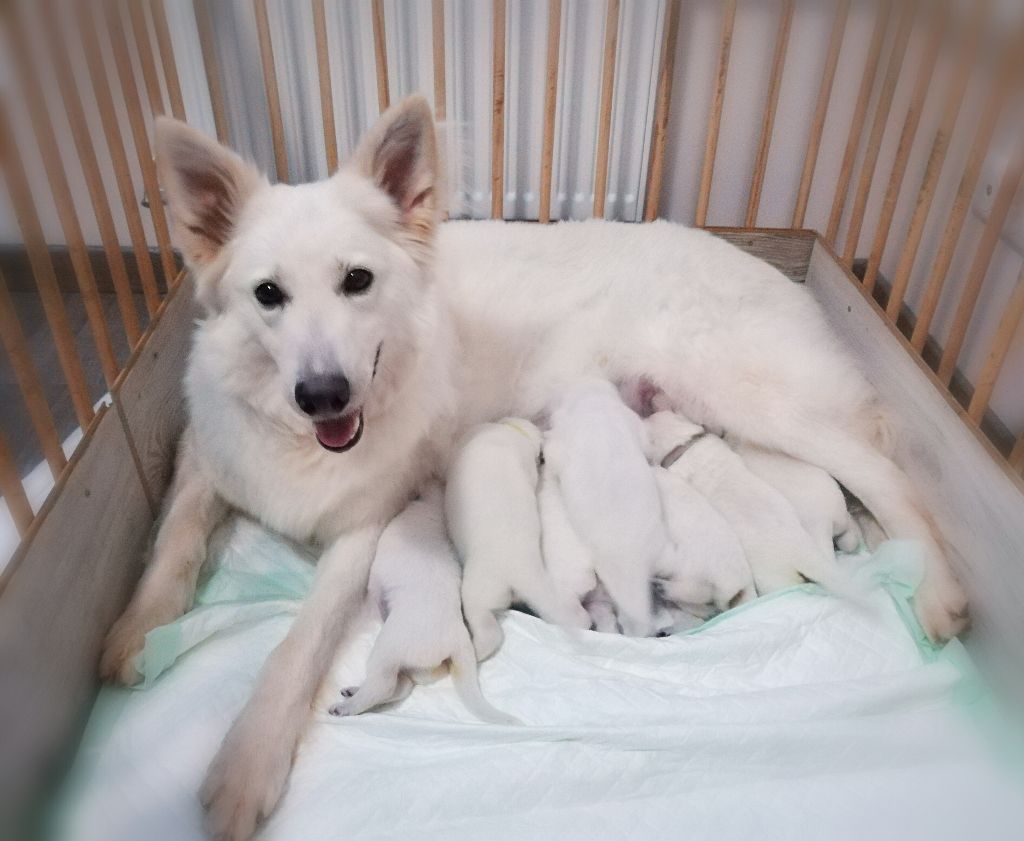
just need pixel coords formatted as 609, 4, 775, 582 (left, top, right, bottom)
53, 517, 1024, 841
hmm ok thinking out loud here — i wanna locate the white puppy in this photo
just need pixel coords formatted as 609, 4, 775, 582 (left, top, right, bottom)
645, 411, 861, 599
446, 420, 591, 660
328, 484, 517, 724
545, 380, 668, 637
731, 440, 862, 558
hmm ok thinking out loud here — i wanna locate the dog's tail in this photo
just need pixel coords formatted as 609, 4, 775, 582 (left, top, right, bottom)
449, 635, 520, 726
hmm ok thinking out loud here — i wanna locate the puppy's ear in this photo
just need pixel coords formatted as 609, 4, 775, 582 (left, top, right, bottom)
154, 117, 264, 268
350, 95, 442, 248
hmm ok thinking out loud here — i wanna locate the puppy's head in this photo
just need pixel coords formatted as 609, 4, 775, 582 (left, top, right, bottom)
156, 96, 443, 453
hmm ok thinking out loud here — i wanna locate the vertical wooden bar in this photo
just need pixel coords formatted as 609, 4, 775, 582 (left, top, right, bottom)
254, 0, 289, 182
0, 430, 34, 537
1011, 435, 1024, 472
539, 0, 561, 223
491, 0, 506, 219
312, 0, 338, 173
128, 0, 170, 118
0, 271, 67, 479
372, 0, 391, 113
593, 0, 620, 219
38, 0, 142, 347
5, 8, 120, 389
967, 266, 1024, 423
825, 2, 892, 243
695, 0, 736, 227
150, 0, 188, 121
78, 1, 162, 317
643, 0, 681, 222
792, 0, 849, 228
106, 1, 179, 290
432, 0, 447, 121
842, 0, 917, 265
194, 0, 230, 144
935, 153, 1024, 385
863, 2, 948, 294
745, 0, 794, 227
0, 105, 94, 431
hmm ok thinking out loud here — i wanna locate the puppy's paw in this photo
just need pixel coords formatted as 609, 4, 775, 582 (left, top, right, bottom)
915, 574, 969, 643
327, 701, 352, 717
98, 612, 149, 686
338, 686, 358, 698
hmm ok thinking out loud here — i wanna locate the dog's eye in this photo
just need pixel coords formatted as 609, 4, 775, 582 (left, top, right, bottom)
342, 268, 374, 296
254, 281, 286, 308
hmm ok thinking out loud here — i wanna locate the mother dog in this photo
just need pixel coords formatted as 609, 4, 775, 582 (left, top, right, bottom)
100, 96, 967, 840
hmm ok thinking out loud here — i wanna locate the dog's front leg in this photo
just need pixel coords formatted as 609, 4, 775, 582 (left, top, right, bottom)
200, 522, 382, 841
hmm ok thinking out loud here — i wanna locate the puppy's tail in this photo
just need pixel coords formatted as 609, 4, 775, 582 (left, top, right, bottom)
449, 635, 521, 726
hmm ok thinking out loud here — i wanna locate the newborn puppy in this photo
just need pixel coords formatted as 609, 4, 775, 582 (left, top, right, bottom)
447, 420, 591, 660
545, 379, 668, 637
329, 483, 517, 724
730, 440, 862, 557
652, 467, 755, 616
645, 411, 862, 599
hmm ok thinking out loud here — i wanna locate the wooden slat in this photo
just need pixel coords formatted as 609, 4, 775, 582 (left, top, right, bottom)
841, 0, 917, 265
745, 0, 794, 227
193, 0, 230, 144
792, 0, 849, 228
695, 0, 736, 227
538, 0, 561, 223
432, 0, 447, 121
150, 0, 187, 121
0, 104, 94, 432
106, 1, 178, 291
968, 266, 1024, 424
825, 2, 892, 244
885, 0, 991, 320
39, 0, 142, 348
127, 0, 169, 119
6, 7, 120, 389
0, 431, 33, 537
78, 2, 162, 318
254, 0, 289, 182
491, 0, 506, 219
935, 152, 1024, 385
862, 1, 947, 294
0, 271, 66, 479
312, 0, 338, 173
593, 0, 620, 219
1012, 436, 1024, 472
372, 0, 390, 113
643, 0, 681, 222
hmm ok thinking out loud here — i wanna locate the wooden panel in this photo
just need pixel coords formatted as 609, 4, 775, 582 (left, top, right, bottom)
538, 0, 561, 223
592, 0, 620, 219
0, 408, 153, 831
707, 228, 815, 284
113, 276, 197, 505
254, 0, 289, 182
312, 0, 338, 172
643, 0, 681, 222
491, 0, 506, 219
695, 0, 736, 227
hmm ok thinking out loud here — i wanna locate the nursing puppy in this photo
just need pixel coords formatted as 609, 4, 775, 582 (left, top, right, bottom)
646, 411, 861, 599
328, 484, 516, 724
731, 441, 863, 558
544, 380, 667, 637
446, 420, 591, 660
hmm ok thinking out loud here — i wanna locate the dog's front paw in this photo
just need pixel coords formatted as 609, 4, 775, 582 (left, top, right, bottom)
99, 611, 150, 686
201, 721, 293, 841
915, 574, 969, 643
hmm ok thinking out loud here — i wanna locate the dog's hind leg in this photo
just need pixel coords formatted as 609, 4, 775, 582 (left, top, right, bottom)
514, 576, 592, 631
464, 607, 504, 661
590, 558, 654, 637
329, 665, 405, 716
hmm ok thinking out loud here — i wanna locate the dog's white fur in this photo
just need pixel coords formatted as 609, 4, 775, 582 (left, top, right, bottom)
543, 380, 667, 637
731, 441, 863, 558
327, 483, 516, 724
446, 420, 591, 660
100, 97, 966, 840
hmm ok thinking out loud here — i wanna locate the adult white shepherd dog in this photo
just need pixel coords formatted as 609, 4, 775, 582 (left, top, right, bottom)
100, 96, 967, 840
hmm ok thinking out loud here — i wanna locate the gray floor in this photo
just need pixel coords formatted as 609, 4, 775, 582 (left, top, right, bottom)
1, 292, 149, 474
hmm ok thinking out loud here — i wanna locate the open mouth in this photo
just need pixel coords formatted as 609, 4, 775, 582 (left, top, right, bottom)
314, 411, 364, 453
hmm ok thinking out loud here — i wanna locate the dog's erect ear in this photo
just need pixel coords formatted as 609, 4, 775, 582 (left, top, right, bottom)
154, 117, 264, 267
350, 95, 442, 245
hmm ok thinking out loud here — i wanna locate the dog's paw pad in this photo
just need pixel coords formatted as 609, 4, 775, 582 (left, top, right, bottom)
328, 703, 350, 717
338, 686, 357, 698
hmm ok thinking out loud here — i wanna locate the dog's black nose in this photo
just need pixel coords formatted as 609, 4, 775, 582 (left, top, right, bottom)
295, 374, 350, 416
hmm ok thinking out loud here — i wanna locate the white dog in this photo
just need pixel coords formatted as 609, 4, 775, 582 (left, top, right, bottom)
446, 420, 591, 660
327, 483, 516, 724
544, 380, 667, 637
731, 441, 863, 558
102, 98, 964, 839
645, 411, 861, 599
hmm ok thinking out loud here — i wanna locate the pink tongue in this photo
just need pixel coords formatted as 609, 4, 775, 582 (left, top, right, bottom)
314, 414, 359, 448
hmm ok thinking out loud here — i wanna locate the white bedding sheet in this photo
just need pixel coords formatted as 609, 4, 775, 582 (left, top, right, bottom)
52, 517, 1024, 841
